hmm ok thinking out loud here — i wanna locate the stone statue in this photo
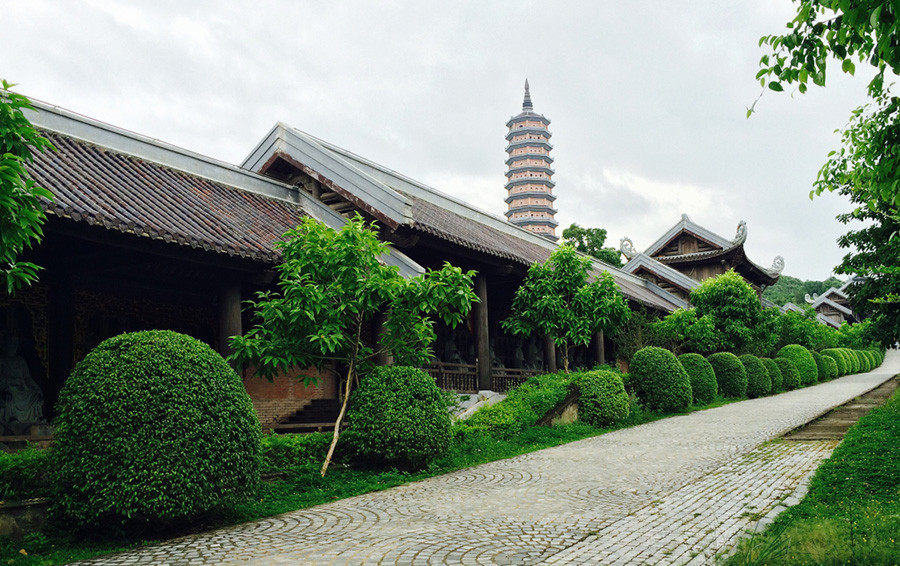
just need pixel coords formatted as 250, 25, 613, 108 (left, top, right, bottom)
0, 334, 44, 435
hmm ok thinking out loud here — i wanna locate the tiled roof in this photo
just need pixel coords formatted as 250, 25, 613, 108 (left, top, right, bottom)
29, 131, 309, 263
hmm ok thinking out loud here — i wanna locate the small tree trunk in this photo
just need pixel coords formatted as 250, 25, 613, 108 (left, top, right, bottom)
562, 343, 570, 374
321, 361, 353, 477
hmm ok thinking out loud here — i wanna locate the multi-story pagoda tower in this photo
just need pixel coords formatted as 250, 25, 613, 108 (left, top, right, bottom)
504, 79, 558, 240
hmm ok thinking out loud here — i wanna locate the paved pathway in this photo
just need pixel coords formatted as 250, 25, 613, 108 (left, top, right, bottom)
75, 353, 900, 566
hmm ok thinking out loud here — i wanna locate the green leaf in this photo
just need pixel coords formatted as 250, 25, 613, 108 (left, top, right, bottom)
768, 81, 784, 92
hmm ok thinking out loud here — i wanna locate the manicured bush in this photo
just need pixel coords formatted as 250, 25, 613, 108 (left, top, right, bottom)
857, 350, 872, 372
761, 357, 783, 392
822, 348, 848, 376
52, 330, 261, 534
572, 370, 630, 427
462, 371, 571, 438
0, 446, 50, 501
345, 366, 451, 470
630, 347, 692, 412
810, 351, 832, 382
842, 347, 861, 373
739, 354, 771, 399
774, 357, 801, 390
261, 432, 331, 472
677, 353, 718, 405
777, 344, 818, 386
821, 355, 839, 381
707, 352, 748, 398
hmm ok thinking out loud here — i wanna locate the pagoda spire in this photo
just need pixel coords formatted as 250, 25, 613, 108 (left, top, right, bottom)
504, 81, 557, 241
522, 79, 533, 111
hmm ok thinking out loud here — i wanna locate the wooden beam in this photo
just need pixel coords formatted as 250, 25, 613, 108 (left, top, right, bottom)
475, 274, 491, 390
218, 282, 242, 364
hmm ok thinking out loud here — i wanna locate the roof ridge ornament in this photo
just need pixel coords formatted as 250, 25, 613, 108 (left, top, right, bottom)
769, 255, 785, 275
523, 79, 533, 111
620, 236, 637, 260
805, 292, 818, 304
732, 220, 747, 245
681, 213, 691, 222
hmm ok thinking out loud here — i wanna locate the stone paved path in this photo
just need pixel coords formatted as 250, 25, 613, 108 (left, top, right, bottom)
73, 353, 900, 566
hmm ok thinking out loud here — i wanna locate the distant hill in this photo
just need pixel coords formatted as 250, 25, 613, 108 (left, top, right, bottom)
763, 274, 844, 307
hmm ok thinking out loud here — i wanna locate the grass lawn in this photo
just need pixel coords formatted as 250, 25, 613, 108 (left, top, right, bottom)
724, 386, 900, 566
0, 395, 738, 566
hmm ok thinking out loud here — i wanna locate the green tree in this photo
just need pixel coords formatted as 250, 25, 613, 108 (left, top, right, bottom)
0, 80, 54, 294
562, 223, 623, 267
229, 215, 477, 476
690, 269, 763, 352
648, 307, 721, 355
502, 245, 630, 373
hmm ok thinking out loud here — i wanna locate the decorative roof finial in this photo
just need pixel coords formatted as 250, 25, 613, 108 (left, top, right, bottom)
523, 79, 533, 111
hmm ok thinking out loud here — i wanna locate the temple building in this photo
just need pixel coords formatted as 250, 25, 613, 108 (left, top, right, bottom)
619, 214, 784, 303
805, 279, 860, 328
504, 80, 558, 240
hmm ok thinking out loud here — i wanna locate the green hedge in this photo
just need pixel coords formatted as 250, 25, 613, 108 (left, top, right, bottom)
842, 347, 860, 374
774, 357, 801, 390
761, 357, 783, 392
344, 366, 451, 470
821, 349, 848, 376
0, 446, 50, 501
572, 370, 630, 427
260, 432, 331, 472
707, 352, 748, 398
630, 347, 692, 412
777, 344, 818, 386
52, 330, 261, 534
811, 351, 835, 382
677, 353, 718, 405
821, 355, 839, 381
740, 354, 771, 399
462, 372, 571, 438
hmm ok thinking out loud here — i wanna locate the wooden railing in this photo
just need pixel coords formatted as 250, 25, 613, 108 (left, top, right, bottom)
422, 363, 544, 392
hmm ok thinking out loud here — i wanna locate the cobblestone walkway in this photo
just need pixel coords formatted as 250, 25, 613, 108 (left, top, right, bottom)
75, 354, 900, 566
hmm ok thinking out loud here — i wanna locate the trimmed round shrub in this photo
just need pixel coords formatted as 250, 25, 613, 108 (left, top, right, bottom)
857, 350, 872, 372
841, 348, 860, 374
821, 349, 848, 376
774, 357, 801, 390
677, 353, 718, 405
821, 355, 839, 381
573, 370, 630, 427
810, 351, 832, 382
630, 346, 692, 412
52, 330, 261, 533
707, 352, 748, 398
345, 365, 451, 470
776, 344, 818, 386
761, 358, 783, 392
739, 354, 771, 399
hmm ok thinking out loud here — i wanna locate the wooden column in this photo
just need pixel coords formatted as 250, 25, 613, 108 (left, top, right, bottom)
594, 331, 606, 366
545, 335, 557, 373
218, 282, 242, 364
475, 274, 492, 390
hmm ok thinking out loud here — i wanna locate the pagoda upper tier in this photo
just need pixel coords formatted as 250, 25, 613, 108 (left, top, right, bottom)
505, 80, 558, 241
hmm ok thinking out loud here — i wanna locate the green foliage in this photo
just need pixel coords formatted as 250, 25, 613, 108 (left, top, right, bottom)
841, 347, 861, 373
260, 433, 331, 472
775, 308, 833, 352
503, 245, 630, 372
572, 370, 630, 427
677, 353, 718, 405
0, 446, 50, 500
690, 270, 762, 352
561, 223, 623, 267
629, 347, 692, 412
740, 354, 772, 399
774, 357, 801, 390
52, 330, 261, 534
343, 366, 451, 470
821, 348, 849, 375
854, 349, 870, 372
761, 357, 783, 392
649, 308, 721, 355
609, 305, 657, 363
460, 372, 572, 439
813, 350, 838, 382
230, 215, 475, 475
762, 274, 845, 307
707, 352, 748, 398
776, 344, 819, 386
0, 80, 56, 294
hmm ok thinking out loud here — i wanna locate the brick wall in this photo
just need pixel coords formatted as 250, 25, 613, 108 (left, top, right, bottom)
242, 366, 337, 428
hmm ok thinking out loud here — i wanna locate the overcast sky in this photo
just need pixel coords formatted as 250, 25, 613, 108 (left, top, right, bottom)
2, 0, 875, 281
